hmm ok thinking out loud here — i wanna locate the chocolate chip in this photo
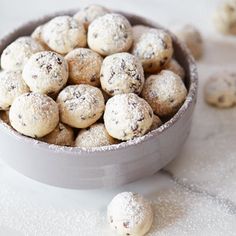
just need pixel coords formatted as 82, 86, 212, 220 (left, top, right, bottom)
123, 221, 130, 228
46, 64, 52, 73
90, 74, 96, 82
10, 85, 16, 90
110, 216, 113, 223
131, 123, 139, 131
218, 96, 225, 103
57, 57, 62, 65
121, 59, 126, 70
149, 110, 153, 117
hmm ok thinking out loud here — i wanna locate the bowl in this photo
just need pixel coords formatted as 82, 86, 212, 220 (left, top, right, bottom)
0, 10, 198, 189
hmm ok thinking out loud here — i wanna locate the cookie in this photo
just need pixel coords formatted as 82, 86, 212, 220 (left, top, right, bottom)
41, 122, 74, 146
31, 25, 50, 50
100, 52, 144, 96
213, 1, 236, 35
131, 28, 173, 73
23, 51, 68, 94
132, 25, 150, 41
0, 37, 43, 70
104, 93, 153, 141
65, 48, 103, 87
42, 16, 87, 54
141, 70, 187, 117
74, 4, 110, 30
75, 123, 117, 148
150, 114, 162, 131
57, 84, 105, 128
88, 13, 133, 56
9, 93, 59, 138
174, 24, 203, 60
204, 71, 236, 108
0, 70, 29, 110
163, 59, 185, 80
107, 192, 153, 236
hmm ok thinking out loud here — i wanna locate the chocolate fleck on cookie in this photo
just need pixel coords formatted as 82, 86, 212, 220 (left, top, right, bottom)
100, 52, 144, 96
104, 93, 153, 140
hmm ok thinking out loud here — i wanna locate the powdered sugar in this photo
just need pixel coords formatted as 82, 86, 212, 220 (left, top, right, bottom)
0, 36, 43, 70
100, 52, 144, 96
87, 13, 133, 56
107, 192, 153, 235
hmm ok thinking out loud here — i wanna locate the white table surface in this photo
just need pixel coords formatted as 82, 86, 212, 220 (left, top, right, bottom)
0, 0, 236, 235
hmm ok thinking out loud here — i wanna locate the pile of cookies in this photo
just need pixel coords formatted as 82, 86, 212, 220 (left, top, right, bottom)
0, 4, 187, 148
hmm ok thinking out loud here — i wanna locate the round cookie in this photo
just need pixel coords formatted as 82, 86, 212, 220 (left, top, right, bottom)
65, 48, 103, 87
23, 51, 68, 95
100, 52, 144, 96
75, 123, 117, 148
0, 37, 43, 70
141, 70, 187, 117
9, 93, 59, 138
163, 59, 185, 80
132, 25, 150, 41
213, 1, 236, 35
0, 70, 29, 110
150, 114, 162, 131
31, 25, 50, 50
57, 84, 105, 128
41, 122, 74, 146
74, 4, 110, 30
42, 16, 87, 54
104, 93, 153, 141
107, 192, 153, 236
131, 28, 173, 73
0, 111, 10, 125
174, 24, 203, 60
204, 71, 236, 108
88, 13, 133, 56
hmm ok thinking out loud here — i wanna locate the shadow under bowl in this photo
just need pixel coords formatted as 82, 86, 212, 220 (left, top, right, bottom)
0, 10, 198, 189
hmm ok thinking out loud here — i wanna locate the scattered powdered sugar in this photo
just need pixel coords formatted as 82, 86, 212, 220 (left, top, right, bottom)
166, 62, 236, 203
147, 185, 236, 236
0, 175, 235, 236
0, 183, 106, 236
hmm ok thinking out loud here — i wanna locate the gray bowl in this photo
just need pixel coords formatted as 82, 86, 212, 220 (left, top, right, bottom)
0, 10, 198, 189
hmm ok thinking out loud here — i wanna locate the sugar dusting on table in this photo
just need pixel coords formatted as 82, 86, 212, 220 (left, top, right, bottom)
0, 179, 235, 236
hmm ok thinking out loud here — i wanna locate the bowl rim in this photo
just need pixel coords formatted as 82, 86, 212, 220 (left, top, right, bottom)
0, 10, 198, 155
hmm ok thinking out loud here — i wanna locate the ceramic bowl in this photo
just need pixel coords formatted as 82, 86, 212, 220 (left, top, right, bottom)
0, 10, 198, 189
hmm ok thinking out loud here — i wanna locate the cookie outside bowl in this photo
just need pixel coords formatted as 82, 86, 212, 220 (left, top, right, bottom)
0, 10, 198, 189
